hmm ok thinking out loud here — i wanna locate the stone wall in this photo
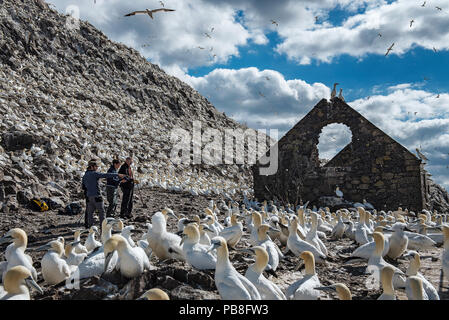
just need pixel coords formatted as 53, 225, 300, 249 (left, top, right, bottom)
252, 98, 426, 211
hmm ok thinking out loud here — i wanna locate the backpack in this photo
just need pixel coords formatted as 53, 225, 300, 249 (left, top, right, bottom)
29, 198, 49, 212
41, 198, 62, 210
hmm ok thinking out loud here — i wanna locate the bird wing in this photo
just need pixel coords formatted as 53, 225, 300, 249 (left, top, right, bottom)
237, 273, 261, 300
124, 11, 147, 16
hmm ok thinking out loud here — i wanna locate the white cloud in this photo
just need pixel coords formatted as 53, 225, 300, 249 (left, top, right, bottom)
276, 0, 449, 64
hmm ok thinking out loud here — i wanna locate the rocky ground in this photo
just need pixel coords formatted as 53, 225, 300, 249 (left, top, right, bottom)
1, 186, 447, 300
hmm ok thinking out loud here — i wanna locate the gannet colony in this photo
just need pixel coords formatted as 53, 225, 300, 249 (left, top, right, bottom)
0, 0, 449, 301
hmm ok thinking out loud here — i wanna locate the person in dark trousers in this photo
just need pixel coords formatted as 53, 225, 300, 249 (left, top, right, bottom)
106, 159, 121, 217
82, 159, 126, 229
119, 156, 134, 218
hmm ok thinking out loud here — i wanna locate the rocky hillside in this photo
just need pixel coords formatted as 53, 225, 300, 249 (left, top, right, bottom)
0, 0, 257, 210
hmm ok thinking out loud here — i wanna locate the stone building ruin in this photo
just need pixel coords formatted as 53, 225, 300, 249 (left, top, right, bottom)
252, 98, 429, 212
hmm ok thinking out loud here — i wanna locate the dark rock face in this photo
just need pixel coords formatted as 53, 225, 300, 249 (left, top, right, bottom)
253, 98, 435, 212
1, 131, 39, 151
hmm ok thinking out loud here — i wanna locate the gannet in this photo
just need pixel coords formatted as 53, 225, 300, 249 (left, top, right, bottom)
243, 246, 286, 300
249, 211, 263, 245
219, 214, 243, 248
404, 251, 438, 300
257, 224, 283, 272
146, 211, 185, 261
377, 265, 396, 300
355, 208, 372, 245
208, 237, 261, 300
315, 283, 352, 300
347, 227, 390, 260
405, 230, 436, 250
305, 212, 328, 256
84, 226, 102, 252
407, 276, 426, 300
0, 266, 43, 300
330, 211, 346, 239
199, 224, 212, 246
0, 228, 37, 281
137, 288, 170, 300
386, 223, 409, 259
287, 217, 326, 263
36, 240, 73, 285
180, 224, 216, 270
331, 83, 339, 99
124, 8, 175, 19
104, 235, 151, 278
367, 232, 406, 289
72, 230, 89, 254
286, 251, 321, 300
64, 241, 87, 266
344, 221, 356, 240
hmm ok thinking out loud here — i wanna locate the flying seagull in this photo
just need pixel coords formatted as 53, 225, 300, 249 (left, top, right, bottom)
315, 16, 319, 23
436, 94, 440, 98
433, 47, 438, 53
410, 19, 414, 27
204, 32, 212, 38
436, 6, 442, 11
197, 46, 205, 50
159, 1, 164, 7
422, 1, 426, 7
210, 27, 214, 33
270, 19, 278, 27
124, 8, 175, 19
378, 33, 382, 37
385, 43, 394, 56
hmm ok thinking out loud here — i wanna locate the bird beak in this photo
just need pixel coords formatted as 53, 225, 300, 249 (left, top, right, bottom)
104, 252, 113, 273
179, 234, 186, 246
314, 285, 337, 293
175, 230, 183, 236
404, 227, 413, 232
169, 212, 178, 220
0, 234, 12, 245
34, 243, 51, 252
25, 276, 44, 295
71, 241, 81, 246
106, 218, 116, 224
80, 229, 89, 235
295, 262, 305, 272
111, 230, 122, 235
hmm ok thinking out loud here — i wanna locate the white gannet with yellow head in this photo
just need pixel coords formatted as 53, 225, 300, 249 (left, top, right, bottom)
208, 236, 261, 300
404, 251, 437, 300
0, 266, 43, 300
0, 228, 37, 281
36, 239, 73, 285
286, 251, 321, 300
103, 234, 151, 278
287, 217, 326, 263
249, 211, 263, 246
377, 265, 396, 300
242, 246, 286, 300
146, 211, 185, 261
386, 222, 409, 259
314, 283, 352, 300
219, 214, 243, 248
348, 226, 390, 260
305, 212, 328, 256
64, 241, 87, 267
198, 223, 212, 246
180, 224, 216, 270
84, 226, 102, 253
137, 288, 170, 300
407, 276, 426, 300
257, 224, 283, 272
367, 232, 406, 289
72, 229, 89, 254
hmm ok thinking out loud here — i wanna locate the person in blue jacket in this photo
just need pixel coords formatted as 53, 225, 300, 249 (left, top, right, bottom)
82, 159, 126, 228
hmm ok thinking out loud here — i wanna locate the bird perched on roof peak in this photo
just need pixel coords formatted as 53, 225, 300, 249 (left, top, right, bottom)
338, 88, 345, 101
331, 83, 339, 99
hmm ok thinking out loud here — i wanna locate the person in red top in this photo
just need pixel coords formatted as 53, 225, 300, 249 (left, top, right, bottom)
118, 156, 134, 218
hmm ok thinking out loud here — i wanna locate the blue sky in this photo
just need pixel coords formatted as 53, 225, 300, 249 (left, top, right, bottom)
49, 0, 449, 191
